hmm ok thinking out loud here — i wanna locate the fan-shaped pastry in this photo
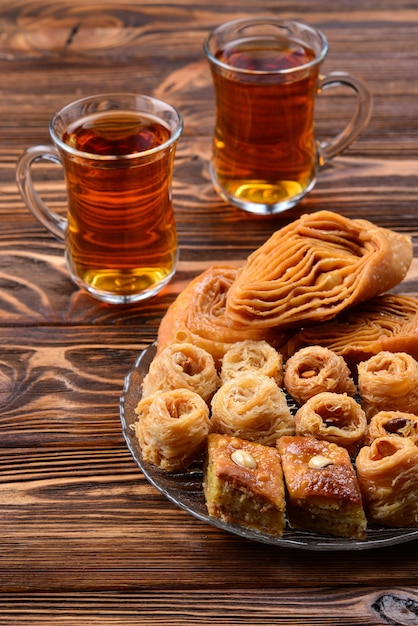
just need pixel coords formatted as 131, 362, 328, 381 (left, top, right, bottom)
284, 294, 418, 370
294, 392, 367, 456
204, 434, 286, 536
357, 351, 418, 419
157, 265, 284, 367
220, 340, 283, 386
225, 211, 412, 329
142, 342, 219, 403
284, 346, 355, 405
366, 411, 418, 446
278, 436, 367, 539
356, 436, 418, 527
211, 374, 295, 446
134, 389, 211, 471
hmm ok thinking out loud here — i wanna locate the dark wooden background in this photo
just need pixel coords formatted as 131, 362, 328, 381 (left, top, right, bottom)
0, 0, 417, 624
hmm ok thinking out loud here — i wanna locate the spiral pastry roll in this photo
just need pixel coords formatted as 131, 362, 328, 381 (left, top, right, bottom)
142, 342, 219, 403
294, 392, 367, 456
157, 265, 284, 367
357, 351, 418, 419
285, 293, 418, 370
225, 210, 412, 329
366, 411, 418, 446
284, 346, 356, 405
211, 374, 295, 446
220, 340, 283, 386
134, 389, 211, 471
356, 436, 418, 527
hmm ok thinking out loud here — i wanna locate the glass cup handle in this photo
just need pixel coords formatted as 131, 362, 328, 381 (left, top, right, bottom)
16, 145, 67, 241
317, 71, 373, 165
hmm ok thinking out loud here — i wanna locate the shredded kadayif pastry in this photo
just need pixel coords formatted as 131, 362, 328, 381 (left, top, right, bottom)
220, 339, 283, 385
135, 388, 211, 471
294, 392, 367, 456
225, 210, 412, 329
356, 436, 418, 527
141, 342, 219, 403
357, 351, 418, 419
366, 411, 418, 446
210, 374, 295, 446
284, 345, 356, 405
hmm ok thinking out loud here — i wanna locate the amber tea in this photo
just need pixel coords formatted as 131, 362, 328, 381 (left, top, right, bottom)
61, 111, 177, 300
205, 18, 372, 214
210, 38, 318, 211
16, 94, 183, 303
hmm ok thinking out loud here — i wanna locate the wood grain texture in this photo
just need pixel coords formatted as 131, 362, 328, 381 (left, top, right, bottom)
0, 589, 417, 624
0, 0, 417, 623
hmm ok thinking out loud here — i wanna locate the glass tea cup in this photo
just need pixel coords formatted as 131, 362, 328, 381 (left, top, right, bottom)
204, 17, 372, 215
16, 93, 183, 304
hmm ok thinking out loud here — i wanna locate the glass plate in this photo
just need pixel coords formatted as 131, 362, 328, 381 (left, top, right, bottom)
120, 343, 418, 551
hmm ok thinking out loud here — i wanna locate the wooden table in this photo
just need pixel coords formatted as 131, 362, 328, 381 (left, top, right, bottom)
1, 1, 417, 623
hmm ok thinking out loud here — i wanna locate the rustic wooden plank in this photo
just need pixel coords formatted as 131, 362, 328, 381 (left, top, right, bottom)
0, 588, 417, 624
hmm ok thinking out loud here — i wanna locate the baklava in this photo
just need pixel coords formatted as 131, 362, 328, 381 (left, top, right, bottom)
278, 435, 367, 539
204, 433, 286, 536
135, 388, 211, 472
284, 345, 356, 405
356, 436, 418, 527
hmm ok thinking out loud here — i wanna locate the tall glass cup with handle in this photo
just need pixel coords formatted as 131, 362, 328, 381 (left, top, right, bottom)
204, 18, 372, 215
16, 93, 182, 304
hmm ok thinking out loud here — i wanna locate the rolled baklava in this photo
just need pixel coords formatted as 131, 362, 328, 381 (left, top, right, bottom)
366, 411, 418, 446
357, 351, 418, 419
220, 340, 283, 386
134, 389, 211, 471
284, 345, 356, 405
142, 342, 219, 403
211, 374, 295, 446
294, 392, 367, 456
356, 436, 418, 527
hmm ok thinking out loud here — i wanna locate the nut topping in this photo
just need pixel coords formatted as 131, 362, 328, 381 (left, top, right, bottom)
384, 417, 410, 434
231, 449, 257, 470
308, 454, 334, 469
300, 369, 317, 379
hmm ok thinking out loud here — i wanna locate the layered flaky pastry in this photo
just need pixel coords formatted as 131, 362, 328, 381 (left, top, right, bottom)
366, 411, 418, 446
211, 374, 295, 446
204, 434, 286, 537
220, 339, 283, 386
278, 436, 367, 539
284, 294, 418, 369
142, 342, 219, 403
157, 265, 283, 367
356, 436, 418, 527
284, 346, 356, 405
225, 211, 412, 329
357, 351, 418, 419
294, 392, 367, 456
134, 389, 211, 471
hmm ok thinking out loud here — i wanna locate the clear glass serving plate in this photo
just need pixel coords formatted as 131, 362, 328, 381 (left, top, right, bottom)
120, 343, 418, 551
